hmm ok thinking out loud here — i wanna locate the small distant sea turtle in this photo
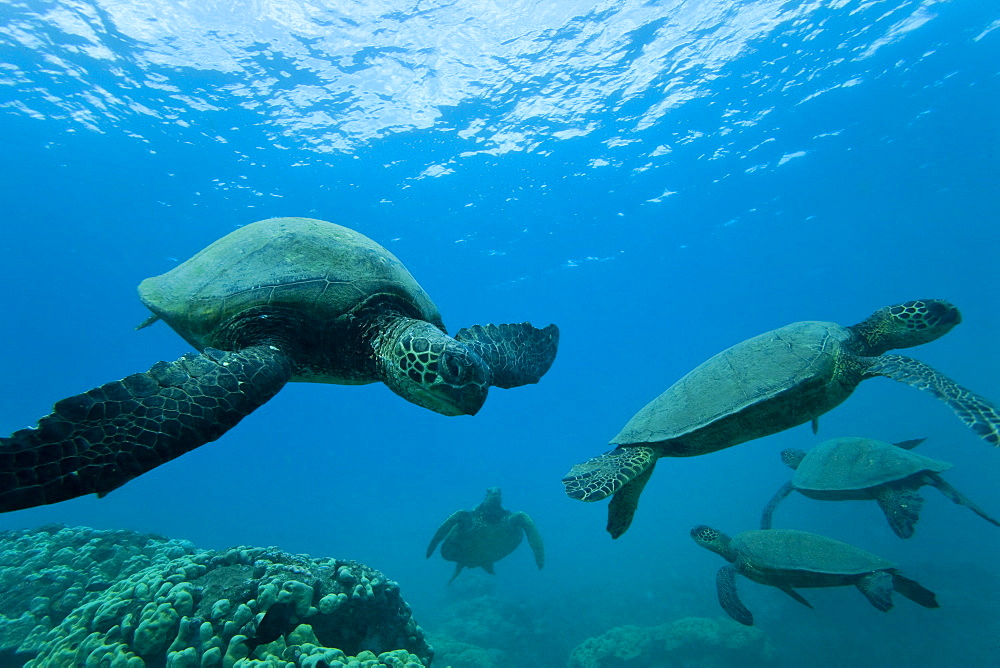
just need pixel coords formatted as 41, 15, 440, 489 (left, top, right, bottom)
690, 525, 939, 626
0, 218, 559, 511
426, 487, 545, 583
562, 300, 999, 538
761, 436, 1000, 537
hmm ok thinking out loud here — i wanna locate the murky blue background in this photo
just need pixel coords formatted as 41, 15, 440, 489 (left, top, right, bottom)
1, 0, 998, 665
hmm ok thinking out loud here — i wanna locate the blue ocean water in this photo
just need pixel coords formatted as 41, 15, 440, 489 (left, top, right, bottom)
1, 0, 998, 665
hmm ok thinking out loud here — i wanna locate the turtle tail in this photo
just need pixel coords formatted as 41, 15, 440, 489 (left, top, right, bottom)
562, 446, 657, 502
0, 345, 292, 512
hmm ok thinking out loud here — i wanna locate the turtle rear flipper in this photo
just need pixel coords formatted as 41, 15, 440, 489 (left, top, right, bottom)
0, 345, 292, 512
454, 323, 559, 388
717, 565, 753, 626
891, 572, 939, 609
760, 480, 795, 529
856, 571, 894, 611
779, 585, 813, 609
925, 473, 1000, 529
606, 461, 656, 539
866, 354, 1000, 446
876, 487, 925, 538
562, 446, 657, 503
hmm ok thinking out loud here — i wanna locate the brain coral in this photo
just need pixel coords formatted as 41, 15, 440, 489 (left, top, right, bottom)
0, 525, 431, 667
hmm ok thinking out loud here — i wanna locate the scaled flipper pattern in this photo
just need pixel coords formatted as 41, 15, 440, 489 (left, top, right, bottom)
0, 345, 292, 512
876, 487, 924, 539
716, 565, 753, 626
454, 323, 559, 389
606, 461, 656, 539
563, 445, 657, 502
856, 571, 894, 612
867, 354, 1000, 446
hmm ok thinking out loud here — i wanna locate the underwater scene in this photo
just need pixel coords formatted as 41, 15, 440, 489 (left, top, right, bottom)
0, 0, 997, 666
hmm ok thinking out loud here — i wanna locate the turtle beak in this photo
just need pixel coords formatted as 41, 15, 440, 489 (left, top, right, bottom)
443, 383, 489, 416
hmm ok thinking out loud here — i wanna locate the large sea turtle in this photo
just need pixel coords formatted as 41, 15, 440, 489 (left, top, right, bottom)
426, 487, 545, 583
690, 525, 939, 626
0, 218, 559, 512
562, 299, 1000, 538
760, 436, 1000, 537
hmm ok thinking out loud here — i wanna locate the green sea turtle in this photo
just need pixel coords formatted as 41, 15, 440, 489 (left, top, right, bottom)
426, 487, 545, 583
760, 436, 1000, 537
690, 525, 939, 626
0, 218, 559, 512
562, 299, 999, 538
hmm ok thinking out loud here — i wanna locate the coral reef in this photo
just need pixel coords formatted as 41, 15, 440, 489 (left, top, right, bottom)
424, 633, 503, 668
0, 525, 431, 667
567, 616, 776, 668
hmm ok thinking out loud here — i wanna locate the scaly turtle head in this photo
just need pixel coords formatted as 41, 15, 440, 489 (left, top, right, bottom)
378, 320, 491, 416
781, 449, 807, 470
690, 525, 736, 562
477, 487, 506, 521
851, 299, 960, 356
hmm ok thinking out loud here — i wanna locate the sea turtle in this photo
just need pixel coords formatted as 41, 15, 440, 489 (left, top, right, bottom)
426, 487, 545, 583
562, 299, 1000, 539
690, 525, 939, 626
0, 218, 559, 512
760, 436, 1000, 537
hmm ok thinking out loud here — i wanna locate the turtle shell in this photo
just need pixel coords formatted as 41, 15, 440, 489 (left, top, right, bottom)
138, 217, 444, 350
733, 529, 894, 575
793, 437, 952, 492
611, 321, 854, 453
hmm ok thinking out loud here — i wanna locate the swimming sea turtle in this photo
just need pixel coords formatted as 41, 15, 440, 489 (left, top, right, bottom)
0, 218, 559, 512
426, 487, 545, 583
690, 525, 939, 626
562, 299, 999, 538
760, 436, 1000, 537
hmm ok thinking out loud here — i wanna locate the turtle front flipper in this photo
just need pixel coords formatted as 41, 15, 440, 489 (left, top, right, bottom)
865, 354, 1000, 446
716, 565, 753, 626
760, 481, 795, 530
512, 511, 545, 569
426, 511, 468, 558
875, 487, 925, 538
454, 323, 559, 388
606, 461, 656, 539
925, 473, 1000, 529
856, 571, 894, 611
0, 345, 292, 512
562, 446, 657, 502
